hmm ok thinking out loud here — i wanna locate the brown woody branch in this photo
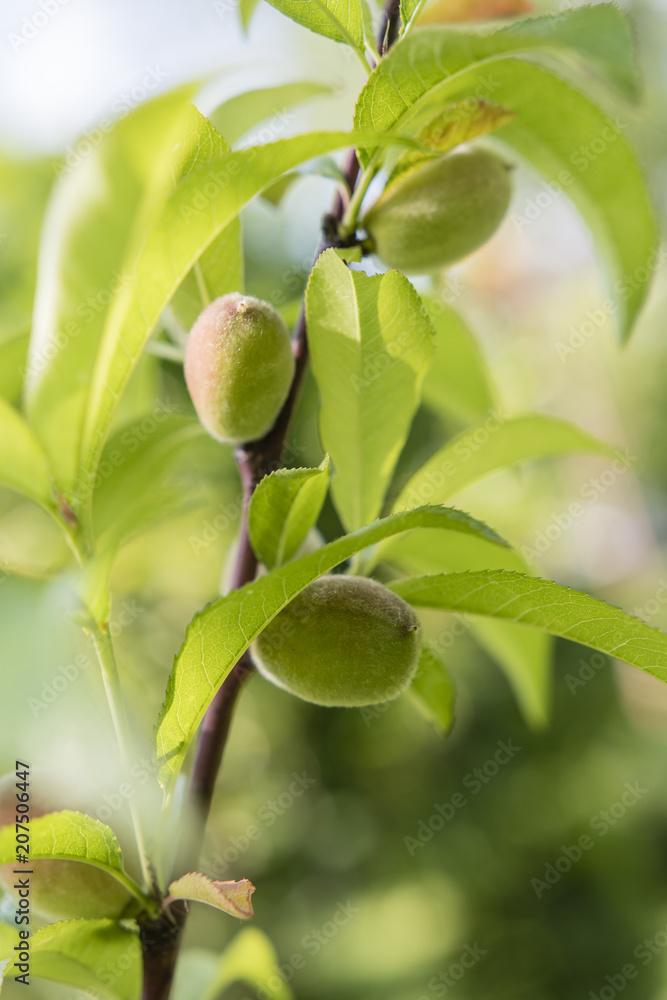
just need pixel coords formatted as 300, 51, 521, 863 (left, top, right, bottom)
140, 5, 402, 994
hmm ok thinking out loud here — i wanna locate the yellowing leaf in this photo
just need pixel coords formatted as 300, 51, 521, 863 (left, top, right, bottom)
419, 0, 531, 25
168, 873, 255, 919
388, 100, 516, 187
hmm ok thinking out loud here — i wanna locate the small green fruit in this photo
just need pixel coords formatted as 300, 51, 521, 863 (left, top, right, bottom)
184, 293, 295, 444
0, 773, 131, 921
363, 147, 513, 274
252, 575, 421, 707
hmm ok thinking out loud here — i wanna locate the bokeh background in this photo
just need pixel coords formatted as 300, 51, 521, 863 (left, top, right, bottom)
2, 0, 667, 997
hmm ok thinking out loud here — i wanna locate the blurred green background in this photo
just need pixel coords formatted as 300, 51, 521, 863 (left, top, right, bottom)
2, 0, 667, 996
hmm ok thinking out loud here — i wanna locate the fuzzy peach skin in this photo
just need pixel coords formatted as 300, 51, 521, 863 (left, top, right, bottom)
363, 147, 513, 274
252, 575, 422, 707
184, 293, 295, 444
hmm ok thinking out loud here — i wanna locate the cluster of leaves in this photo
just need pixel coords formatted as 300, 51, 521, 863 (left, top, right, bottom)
0, 0, 662, 997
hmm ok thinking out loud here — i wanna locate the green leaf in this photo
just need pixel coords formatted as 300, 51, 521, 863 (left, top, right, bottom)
172, 951, 219, 1000
399, 0, 420, 30
393, 414, 614, 511
167, 873, 255, 918
390, 570, 667, 684
354, 5, 640, 155
248, 458, 330, 569
239, 0, 261, 30
409, 646, 454, 733
79, 412, 208, 621
260, 172, 301, 206
0, 923, 19, 985
383, 529, 550, 726
202, 928, 295, 1000
0, 811, 144, 904
92, 413, 206, 545
155, 504, 507, 790
388, 99, 516, 187
307, 250, 435, 531
0, 396, 54, 510
25, 919, 140, 1000
333, 244, 364, 264
472, 616, 551, 726
421, 299, 496, 426
357, 33, 656, 340
157, 106, 244, 350
25, 87, 195, 508
0, 328, 30, 402
210, 82, 334, 146
0, 156, 55, 348
361, 0, 378, 60
449, 60, 658, 341
76, 129, 377, 518
389, 413, 612, 718
265, 0, 365, 49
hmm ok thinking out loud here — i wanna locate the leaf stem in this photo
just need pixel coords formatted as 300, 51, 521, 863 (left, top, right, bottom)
193, 261, 211, 308
144, 1, 404, 994
339, 155, 380, 236
145, 340, 186, 364
89, 622, 153, 889
310, 0, 373, 74
161, 305, 189, 347
402, 0, 427, 32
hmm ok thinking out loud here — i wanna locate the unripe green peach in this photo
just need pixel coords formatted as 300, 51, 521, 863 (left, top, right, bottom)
0, 773, 131, 921
363, 147, 513, 274
184, 293, 295, 444
252, 575, 421, 707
